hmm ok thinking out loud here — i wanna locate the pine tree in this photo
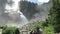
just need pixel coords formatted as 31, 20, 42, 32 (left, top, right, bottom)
48, 0, 60, 33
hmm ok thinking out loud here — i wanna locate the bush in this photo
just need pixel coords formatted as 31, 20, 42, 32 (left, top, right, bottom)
32, 23, 41, 30
2, 25, 20, 34
43, 25, 54, 34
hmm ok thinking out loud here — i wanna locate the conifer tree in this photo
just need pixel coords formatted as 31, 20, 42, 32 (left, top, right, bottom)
48, 0, 60, 33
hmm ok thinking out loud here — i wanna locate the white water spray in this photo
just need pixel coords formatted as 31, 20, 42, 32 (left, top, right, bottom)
4, 0, 28, 27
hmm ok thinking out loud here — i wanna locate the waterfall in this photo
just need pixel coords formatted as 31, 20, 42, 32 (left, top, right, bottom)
4, 0, 28, 27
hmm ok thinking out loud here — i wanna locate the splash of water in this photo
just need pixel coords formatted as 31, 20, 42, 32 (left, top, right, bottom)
4, 0, 28, 27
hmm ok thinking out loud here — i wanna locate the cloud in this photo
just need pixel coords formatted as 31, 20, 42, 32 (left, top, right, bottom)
38, 0, 49, 3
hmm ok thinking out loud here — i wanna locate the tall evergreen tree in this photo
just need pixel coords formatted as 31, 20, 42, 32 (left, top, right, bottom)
48, 0, 60, 33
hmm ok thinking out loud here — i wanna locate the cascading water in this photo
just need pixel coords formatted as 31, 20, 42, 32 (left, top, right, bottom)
4, 0, 28, 27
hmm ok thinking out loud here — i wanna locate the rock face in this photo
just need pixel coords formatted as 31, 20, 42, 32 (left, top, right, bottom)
0, 0, 52, 26
29, 0, 53, 23
20, 0, 53, 34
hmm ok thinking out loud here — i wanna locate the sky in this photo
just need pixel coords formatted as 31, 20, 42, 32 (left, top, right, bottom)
27, 0, 50, 5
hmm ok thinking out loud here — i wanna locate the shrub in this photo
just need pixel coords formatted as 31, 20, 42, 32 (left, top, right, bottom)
43, 25, 54, 34
2, 25, 20, 34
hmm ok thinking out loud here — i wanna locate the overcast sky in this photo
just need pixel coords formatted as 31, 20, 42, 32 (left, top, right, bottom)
27, 0, 50, 5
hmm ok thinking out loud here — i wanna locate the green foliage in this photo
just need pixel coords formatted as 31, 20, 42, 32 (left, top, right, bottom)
31, 21, 44, 30
42, 19, 49, 27
43, 25, 54, 34
15, 28, 20, 34
32, 23, 41, 30
41, 20, 54, 34
20, 1, 39, 20
48, 0, 60, 33
2, 25, 20, 34
30, 21, 54, 34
